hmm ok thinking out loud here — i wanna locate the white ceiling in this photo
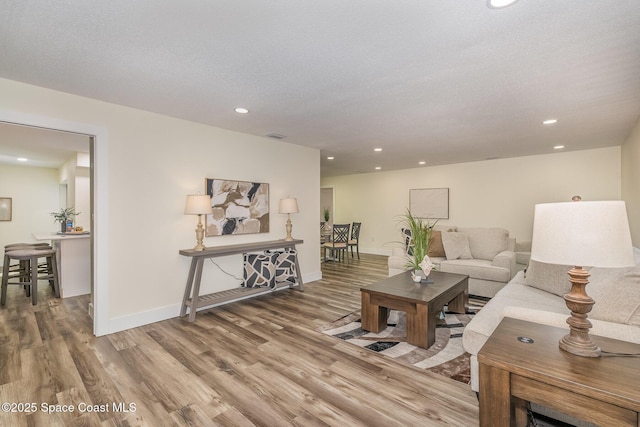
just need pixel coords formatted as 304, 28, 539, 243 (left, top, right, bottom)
0, 122, 89, 168
1, 1, 639, 176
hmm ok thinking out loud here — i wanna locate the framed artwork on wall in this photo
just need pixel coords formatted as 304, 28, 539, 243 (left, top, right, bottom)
409, 188, 449, 219
204, 178, 270, 236
0, 197, 12, 221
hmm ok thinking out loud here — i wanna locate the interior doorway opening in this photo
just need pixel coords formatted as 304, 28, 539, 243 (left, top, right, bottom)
0, 112, 108, 336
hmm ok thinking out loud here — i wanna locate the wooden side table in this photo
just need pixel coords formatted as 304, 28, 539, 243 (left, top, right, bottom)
478, 317, 640, 427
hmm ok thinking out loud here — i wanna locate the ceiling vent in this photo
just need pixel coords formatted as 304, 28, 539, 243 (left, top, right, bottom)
265, 133, 286, 140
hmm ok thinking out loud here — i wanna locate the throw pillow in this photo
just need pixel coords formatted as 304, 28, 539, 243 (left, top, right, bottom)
265, 249, 298, 285
427, 231, 446, 257
243, 253, 276, 288
457, 227, 509, 261
441, 232, 473, 260
589, 267, 640, 326
524, 260, 574, 297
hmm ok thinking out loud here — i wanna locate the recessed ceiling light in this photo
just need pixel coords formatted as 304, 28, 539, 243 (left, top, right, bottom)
419, 161, 426, 165
234, 107, 249, 114
543, 119, 558, 125
554, 145, 565, 150
327, 156, 334, 160
375, 166, 382, 170
487, 0, 519, 9
374, 148, 382, 152
17, 157, 28, 162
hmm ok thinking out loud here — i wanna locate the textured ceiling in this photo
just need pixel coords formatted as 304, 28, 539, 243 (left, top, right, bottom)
1, 1, 639, 176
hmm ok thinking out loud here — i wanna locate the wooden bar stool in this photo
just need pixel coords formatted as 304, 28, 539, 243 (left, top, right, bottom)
4, 244, 54, 297
1, 248, 60, 305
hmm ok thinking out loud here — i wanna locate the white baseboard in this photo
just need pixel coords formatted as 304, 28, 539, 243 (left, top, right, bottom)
105, 271, 322, 334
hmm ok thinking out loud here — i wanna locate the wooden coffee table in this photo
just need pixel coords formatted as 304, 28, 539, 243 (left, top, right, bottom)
478, 317, 640, 427
360, 270, 469, 349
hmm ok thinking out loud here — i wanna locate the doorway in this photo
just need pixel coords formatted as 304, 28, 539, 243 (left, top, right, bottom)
0, 111, 109, 336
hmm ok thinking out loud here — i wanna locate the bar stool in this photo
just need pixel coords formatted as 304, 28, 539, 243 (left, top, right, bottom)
4, 243, 54, 297
1, 248, 60, 305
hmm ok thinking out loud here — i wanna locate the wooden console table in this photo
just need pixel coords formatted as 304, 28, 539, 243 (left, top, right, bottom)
478, 317, 640, 427
179, 239, 304, 322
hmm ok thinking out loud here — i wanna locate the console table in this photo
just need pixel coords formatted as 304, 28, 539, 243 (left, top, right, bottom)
478, 317, 640, 427
179, 239, 303, 322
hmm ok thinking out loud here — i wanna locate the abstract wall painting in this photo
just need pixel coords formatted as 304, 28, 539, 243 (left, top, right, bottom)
204, 178, 269, 236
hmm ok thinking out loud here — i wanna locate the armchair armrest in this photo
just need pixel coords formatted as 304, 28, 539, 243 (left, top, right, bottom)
491, 250, 516, 279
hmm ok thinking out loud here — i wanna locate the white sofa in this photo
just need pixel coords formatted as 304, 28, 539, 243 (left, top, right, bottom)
388, 226, 517, 298
463, 249, 640, 394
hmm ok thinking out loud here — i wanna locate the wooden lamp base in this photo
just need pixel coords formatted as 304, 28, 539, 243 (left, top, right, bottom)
559, 266, 601, 358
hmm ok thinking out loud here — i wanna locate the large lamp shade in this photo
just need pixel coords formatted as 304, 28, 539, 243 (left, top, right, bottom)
530, 201, 633, 268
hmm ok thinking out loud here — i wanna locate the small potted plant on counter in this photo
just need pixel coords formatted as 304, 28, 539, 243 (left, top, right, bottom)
50, 207, 81, 233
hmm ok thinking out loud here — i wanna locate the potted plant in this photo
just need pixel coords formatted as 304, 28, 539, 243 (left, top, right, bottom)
323, 208, 330, 223
50, 207, 80, 233
398, 208, 438, 274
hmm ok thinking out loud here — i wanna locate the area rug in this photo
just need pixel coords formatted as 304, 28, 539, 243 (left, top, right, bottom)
318, 298, 486, 384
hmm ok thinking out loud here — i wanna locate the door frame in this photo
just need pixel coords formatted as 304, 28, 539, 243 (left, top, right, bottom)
0, 109, 109, 336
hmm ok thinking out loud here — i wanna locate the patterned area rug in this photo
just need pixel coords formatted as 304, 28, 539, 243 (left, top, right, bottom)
318, 298, 487, 384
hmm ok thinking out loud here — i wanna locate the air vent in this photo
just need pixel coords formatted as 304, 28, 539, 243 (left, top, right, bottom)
265, 133, 286, 140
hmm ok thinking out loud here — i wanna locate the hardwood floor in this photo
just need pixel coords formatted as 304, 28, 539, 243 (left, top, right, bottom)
0, 254, 479, 426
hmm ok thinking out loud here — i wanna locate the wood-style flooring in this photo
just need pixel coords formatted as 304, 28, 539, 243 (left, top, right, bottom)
0, 253, 479, 426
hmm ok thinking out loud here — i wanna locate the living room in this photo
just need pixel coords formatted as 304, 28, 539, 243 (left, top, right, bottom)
1, 1, 639, 425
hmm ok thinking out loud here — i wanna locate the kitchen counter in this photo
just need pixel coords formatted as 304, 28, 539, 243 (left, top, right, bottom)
33, 232, 91, 298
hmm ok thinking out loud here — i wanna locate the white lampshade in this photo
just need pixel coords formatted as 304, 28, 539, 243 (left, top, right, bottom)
184, 194, 212, 215
530, 201, 634, 268
279, 198, 299, 214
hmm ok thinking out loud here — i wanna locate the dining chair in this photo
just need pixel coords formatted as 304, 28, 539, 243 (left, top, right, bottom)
323, 223, 350, 264
348, 222, 361, 259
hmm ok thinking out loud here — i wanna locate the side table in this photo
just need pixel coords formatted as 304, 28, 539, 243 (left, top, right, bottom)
478, 317, 640, 427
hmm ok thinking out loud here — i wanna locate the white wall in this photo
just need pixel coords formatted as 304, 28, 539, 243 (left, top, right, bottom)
0, 164, 60, 253
59, 153, 91, 229
0, 77, 320, 334
622, 116, 640, 246
321, 147, 622, 255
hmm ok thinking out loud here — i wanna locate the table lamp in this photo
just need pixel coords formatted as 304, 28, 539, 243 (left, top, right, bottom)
279, 197, 299, 241
184, 194, 213, 251
530, 200, 634, 357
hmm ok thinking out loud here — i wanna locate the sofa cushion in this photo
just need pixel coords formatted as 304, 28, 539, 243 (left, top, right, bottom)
427, 231, 446, 257
441, 231, 472, 260
589, 267, 640, 326
524, 260, 575, 297
458, 227, 509, 261
462, 279, 569, 355
440, 259, 511, 282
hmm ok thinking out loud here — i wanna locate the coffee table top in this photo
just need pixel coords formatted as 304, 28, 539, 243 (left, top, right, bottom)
360, 270, 468, 304
479, 317, 640, 411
